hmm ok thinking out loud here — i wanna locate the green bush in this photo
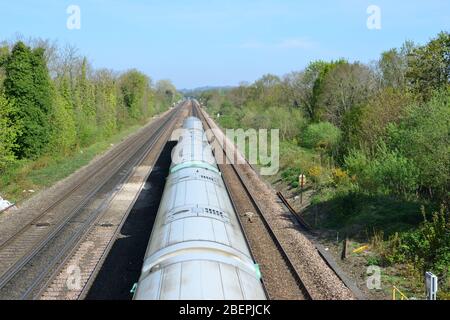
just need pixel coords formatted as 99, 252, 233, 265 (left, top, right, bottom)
264, 106, 306, 140
3, 42, 53, 158
0, 94, 21, 172
281, 167, 303, 188
366, 255, 382, 266
386, 89, 450, 201
345, 145, 419, 198
382, 205, 449, 287
218, 115, 240, 129
301, 122, 341, 152
48, 94, 77, 155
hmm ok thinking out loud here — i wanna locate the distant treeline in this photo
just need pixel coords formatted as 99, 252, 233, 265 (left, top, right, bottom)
0, 39, 180, 171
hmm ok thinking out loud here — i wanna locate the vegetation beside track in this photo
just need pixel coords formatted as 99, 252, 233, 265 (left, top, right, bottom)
195, 32, 449, 299
2, 122, 145, 203
0, 38, 182, 203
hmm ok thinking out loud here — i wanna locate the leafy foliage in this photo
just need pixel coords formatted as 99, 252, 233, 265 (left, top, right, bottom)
48, 93, 77, 155
356, 88, 415, 153
319, 62, 378, 126
345, 145, 419, 197
385, 90, 450, 200
378, 206, 449, 291
0, 93, 21, 171
0, 39, 178, 180
378, 41, 415, 89
119, 70, 149, 121
407, 32, 450, 98
283, 60, 345, 121
3, 42, 53, 158
301, 122, 341, 152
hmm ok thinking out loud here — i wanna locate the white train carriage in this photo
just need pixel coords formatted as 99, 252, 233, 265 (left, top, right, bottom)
133, 116, 266, 300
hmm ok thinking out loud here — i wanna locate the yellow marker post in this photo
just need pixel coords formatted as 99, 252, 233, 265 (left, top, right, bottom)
352, 245, 369, 254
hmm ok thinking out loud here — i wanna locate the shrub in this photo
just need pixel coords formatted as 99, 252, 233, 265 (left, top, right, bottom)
380, 205, 449, 287
386, 89, 450, 201
308, 165, 323, 182
343, 149, 374, 192
301, 122, 341, 153
4, 42, 53, 158
281, 167, 303, 188
345, 145, 419, 198
0, 94, 21, 172
307, 165, 334, 189
331, 168, 350, 186
48, 94, 77, 156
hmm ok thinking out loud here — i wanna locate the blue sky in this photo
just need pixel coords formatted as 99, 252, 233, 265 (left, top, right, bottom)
1, 0, 449, 88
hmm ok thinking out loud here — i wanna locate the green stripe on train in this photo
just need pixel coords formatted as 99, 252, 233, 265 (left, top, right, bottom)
170, 161, 220, 174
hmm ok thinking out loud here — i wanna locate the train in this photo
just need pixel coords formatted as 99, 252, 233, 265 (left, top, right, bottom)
133, 111, 267, 300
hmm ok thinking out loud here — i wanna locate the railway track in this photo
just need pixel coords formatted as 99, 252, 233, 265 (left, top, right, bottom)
38, 104, 186, 300
193, 102, 312, 300
0, 104, 184, 299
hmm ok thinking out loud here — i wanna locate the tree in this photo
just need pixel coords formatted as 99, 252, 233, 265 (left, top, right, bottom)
378, 41, 415, 89
0, 45, 9, 90
48, 92, 77, 155
3, 42, 53, 158
119, 70, 149, 121
284, 60, 345, 121
93, 69, 118, 137
28, 38, 59, 78
0, 94, 21, 171
319, 62, 377, 126
407, 32, 450, 98
301, 122, 341, 154
252, 74, 285, 108
227, 82, 251, 107
156, 79, 176, 102
356, 88, 415, 153
155, 79, 179, 113
0, 39, 172, 170
53, 44, 81, 83
386, 90, 450, 200
74, 57, 96, 145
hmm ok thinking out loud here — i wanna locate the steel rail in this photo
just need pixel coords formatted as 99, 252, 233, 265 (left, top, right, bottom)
276, 191, 313, 232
